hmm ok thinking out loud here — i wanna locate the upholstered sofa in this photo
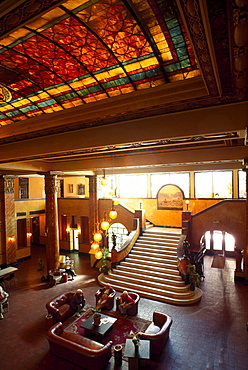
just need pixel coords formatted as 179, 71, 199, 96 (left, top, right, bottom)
46, 292, 76, 323
95, 286, 116, 310
139, 311, 172, 354
116, 292, 140, 316
47, 322, 112, 370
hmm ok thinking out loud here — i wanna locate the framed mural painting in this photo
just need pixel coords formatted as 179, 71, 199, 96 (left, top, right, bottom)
157, 184, 184, 210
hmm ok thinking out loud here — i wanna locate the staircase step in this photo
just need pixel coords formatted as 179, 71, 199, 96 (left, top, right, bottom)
121, 260, 179, 276
101, 277, 202, 305
115, 265, 183, 281
124, 257, 178, 271
129, 251, 178, 264
106, 277, 193, 298
135, 242, 178, 253
133, 246, 178, 258
137, 238, 179, 246
108, 271, 188, 292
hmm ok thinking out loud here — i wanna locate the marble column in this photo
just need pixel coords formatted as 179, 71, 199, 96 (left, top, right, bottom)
45, 173, 60, 273
245, 169, 248, 281
0, 176, 17, 264
87, 175, 97, 243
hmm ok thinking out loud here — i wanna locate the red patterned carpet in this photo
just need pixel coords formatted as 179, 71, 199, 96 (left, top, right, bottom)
64, 307, 151, 359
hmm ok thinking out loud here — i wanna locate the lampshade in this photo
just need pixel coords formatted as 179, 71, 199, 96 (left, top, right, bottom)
101, 177, 108, 186
109, 209, 117, 219
100, 169, 108, 186
95, 250, 103, 259
101, 220, 110, 230
90, 242, 100, 253
93, 232, 102, 242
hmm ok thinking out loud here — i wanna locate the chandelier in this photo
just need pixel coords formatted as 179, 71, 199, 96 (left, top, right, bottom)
89, 202, 118, 260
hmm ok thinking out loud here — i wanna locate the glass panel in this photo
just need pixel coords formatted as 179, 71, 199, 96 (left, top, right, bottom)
213, 230, 223, 251
225, 233, 235, 252
195, 172, 212, 198
238, 170, 246, 199
195, 171, 232, 198
213, 171, 232, 198
204, 230, 210, 250
119, 174, 148, 198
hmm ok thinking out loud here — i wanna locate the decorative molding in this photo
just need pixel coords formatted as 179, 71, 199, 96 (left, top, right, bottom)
232, 0, 248, 99
44, 174, 60, 194
4, 177, 14, 193
178, 0, 219, 95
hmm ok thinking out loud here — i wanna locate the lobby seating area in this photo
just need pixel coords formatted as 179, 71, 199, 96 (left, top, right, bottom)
116, 292, 140, 316
46, 292, 77, 324
0, 245, 248, 370
47, 321, 113, 370
95, 286, 116, 311
139, 311, 173, 355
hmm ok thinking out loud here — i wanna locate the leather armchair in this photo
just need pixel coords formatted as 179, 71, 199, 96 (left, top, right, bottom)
116, 292, 140, 316
95, 286, 116, 310
47, 322, 112, 370
139, 311, 172, 354
46, 292, 76, 323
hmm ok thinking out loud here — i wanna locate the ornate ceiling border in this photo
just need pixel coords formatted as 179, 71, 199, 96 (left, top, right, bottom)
0, 0, 63, 39
177, 0, 219, 96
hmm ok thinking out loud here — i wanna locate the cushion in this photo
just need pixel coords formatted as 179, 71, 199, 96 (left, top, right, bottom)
59, 303, 71, 316
61, 331, 104, 349
145, 323, 161, 335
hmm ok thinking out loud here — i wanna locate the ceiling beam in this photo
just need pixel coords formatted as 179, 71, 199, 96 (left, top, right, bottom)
0, 101, 247, 164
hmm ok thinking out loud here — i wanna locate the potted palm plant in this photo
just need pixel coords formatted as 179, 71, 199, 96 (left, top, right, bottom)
37, 258, 46, 282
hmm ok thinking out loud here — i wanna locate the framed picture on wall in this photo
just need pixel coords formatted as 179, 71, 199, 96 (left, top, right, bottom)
157, 184, 184, 210
68, 184, 73, 193
78, 184, 85, 195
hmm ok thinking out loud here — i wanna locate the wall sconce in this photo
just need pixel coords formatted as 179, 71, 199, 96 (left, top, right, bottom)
27, 233, 32, 237
66, 227, 71, 233
185, 200, 189, 210
8, 236, 15, 242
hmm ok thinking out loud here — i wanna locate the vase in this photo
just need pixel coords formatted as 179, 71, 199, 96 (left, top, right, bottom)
132, 338, 140, 350
93, 314, 101, 326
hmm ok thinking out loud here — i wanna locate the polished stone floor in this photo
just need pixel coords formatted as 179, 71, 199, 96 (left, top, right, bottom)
0, 245, 248, 370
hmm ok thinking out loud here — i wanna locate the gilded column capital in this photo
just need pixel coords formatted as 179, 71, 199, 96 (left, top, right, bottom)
45, 173, 60, 194
4, 177, 15, 193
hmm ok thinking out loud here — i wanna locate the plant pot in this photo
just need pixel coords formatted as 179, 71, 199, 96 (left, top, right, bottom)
93, 313, 101, 326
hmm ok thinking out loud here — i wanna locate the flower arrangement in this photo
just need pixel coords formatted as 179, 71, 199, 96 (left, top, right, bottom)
129, 330, 140, 345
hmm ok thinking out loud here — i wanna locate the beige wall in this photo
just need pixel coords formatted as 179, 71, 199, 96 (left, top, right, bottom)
29, 177, 44, 199
63, 176, 89, 198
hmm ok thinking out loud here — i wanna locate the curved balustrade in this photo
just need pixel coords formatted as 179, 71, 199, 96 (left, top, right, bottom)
111, 218, 140, 266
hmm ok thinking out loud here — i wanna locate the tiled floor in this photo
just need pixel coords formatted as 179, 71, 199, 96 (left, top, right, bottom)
0, 245, 248, 370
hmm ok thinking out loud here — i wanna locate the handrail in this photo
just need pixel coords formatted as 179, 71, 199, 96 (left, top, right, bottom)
177, 235, 187, 260
111, 218, 140, 266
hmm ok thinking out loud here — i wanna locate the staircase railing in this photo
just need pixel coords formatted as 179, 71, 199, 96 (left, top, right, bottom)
111, 218, 140, 267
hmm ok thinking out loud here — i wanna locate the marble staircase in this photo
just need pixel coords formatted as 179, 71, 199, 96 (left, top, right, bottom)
102, 228, 202, 305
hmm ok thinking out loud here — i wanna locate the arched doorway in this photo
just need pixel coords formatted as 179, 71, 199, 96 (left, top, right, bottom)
201, 230, 235, 257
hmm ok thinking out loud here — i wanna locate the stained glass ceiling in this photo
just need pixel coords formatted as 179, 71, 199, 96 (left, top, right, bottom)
0, 0, 200, 125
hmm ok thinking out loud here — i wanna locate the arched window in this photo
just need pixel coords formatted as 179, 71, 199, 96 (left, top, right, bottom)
108, 223, 129, 251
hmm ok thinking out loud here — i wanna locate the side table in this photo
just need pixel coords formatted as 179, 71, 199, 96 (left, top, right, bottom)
124, 338, 150, 370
